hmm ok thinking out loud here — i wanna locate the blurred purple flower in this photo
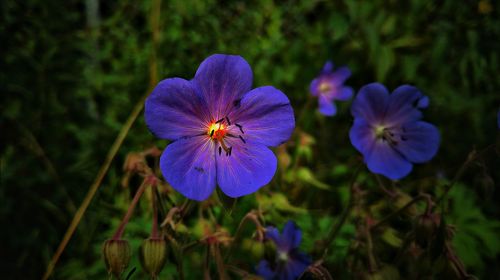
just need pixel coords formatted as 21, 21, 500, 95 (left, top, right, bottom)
256, 221, 312, 280
349, 83, 440, 180
309, 61, 353, 116
145, 54, 295, 201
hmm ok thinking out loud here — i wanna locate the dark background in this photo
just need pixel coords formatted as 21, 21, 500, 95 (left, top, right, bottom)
1, 0, 499, 279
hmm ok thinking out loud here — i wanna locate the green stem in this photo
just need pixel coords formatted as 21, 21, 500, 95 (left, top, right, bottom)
371, 194, 432, 231
436, 144, 495, 205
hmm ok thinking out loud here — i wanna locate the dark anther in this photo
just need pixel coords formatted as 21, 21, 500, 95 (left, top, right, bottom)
216, 118, 224, 124
235, 123, 244, 134
226, 146, 232, 156
225, 116, 231, 125
218, 146, 222, 156
210, 130, 214, 137
401, 136, 408, 141
233, 99, 241, 108
238, 135, 246, 144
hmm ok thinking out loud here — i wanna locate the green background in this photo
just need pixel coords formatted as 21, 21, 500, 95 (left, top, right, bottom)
1, 0, 499, 279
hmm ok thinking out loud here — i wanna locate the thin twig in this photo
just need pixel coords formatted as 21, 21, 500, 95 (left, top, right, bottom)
436, 144, 496, 205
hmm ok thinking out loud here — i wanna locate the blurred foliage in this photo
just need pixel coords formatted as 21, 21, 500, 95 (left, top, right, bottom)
1, 0, 499, 279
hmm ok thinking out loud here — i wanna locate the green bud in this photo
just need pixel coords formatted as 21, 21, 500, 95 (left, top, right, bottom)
102, 239, 131, 278
139, 238, 167, 278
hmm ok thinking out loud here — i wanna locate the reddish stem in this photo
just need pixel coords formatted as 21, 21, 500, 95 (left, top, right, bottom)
151, 184, 159, 239
112, 178, 150, 240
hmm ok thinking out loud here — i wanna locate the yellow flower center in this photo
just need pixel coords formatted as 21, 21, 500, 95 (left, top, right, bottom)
207, 122, 227, 141
319, 82, 332, 93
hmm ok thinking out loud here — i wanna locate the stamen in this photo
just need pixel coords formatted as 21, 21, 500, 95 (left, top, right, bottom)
210, 130, 214, 137
225, 116, 231, 125
218, 146, 222, 156
215, 118, 224, 124
235, 123, 244, 134
238, 135, 246, 144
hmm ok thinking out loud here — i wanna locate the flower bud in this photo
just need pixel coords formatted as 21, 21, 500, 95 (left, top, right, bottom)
139, 238, 167, 278
414, 213, 438, 247
102, 239, 131, 278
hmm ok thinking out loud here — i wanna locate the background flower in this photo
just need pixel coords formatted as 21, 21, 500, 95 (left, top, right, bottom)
309, 61, 353, 116
145, 54, 295, 201
256, 221, 312, 280
349, 83, 440, 180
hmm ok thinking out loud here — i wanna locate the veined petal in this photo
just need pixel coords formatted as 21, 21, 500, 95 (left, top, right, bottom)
365, 140, 413, 180
216, 140, 277, 198
351, 83, 389, 123
194, 54, 253, 119
385, 85, 425, 125
395, 121, 440, 163
318, 95, 337, 116
230, 86, 295, 147
349, 118, 376, 156
160, 136, 216, 201
145, 78, 209, 140
282, 221, 302, 250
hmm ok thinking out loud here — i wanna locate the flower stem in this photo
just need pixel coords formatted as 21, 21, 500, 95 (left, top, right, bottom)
371, 193, 433, 231
365, 220, 377, 272
224, 210, 263, 262
436, 144, 495, 205
321, 163, 362, 258
151, 184, 159, 239
112, 179, 149, 240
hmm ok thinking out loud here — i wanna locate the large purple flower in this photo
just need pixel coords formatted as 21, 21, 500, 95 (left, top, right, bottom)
349, 83, 440, 180
309, 61, 353, 116
256, 221, 312, 280
144, 54, 295, 201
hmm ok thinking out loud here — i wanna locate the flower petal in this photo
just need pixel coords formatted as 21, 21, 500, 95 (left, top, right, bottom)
335, 86, 354, 101
160, 137, 216, 201
256, 260, 276, 279
309, 78, 321, 96
395, 121, 440, 163
230, 86, 295, 147
329, 66, 351, 84
365, 140, 413, 180
286, 251, 312, 279
282, 221, 302, 250
321, 61, 334, 73
265, 226, 282, 245
145, 78, 209, 140
349, 118, 376, 156
216, 140, 277, 198
318, 95, 337, 116
194, 54, 253, 119
351, 83, 389, 123
385, 85, 426, 125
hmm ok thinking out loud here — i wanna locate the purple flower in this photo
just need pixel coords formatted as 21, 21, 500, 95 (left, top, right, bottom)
349, 83, 440, 180
144, 54, 295, 201
256, 221, 312, 280
309, 61, 353, 116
